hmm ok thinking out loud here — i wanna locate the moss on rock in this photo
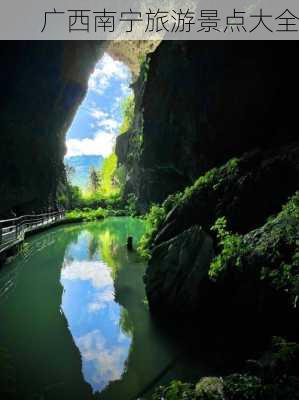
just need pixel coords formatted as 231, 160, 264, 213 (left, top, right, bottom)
210, 192, 299, 307
147, 144, 299, 249
151, 338, 299, 400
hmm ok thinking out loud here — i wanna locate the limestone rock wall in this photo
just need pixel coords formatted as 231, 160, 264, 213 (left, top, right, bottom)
0, 41, 104, 216
119, 41, 299, 211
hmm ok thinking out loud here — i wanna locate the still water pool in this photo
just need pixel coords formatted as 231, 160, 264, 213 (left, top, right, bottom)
0, 218, 205, 400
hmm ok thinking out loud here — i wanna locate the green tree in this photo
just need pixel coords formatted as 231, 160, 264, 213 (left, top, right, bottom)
65, 164, 75, 182
58, 184, 83, 210
88, 166, 100, 193
99, 153, 118, 197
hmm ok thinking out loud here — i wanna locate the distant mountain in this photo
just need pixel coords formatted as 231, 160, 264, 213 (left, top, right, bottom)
64, 155, 103, 189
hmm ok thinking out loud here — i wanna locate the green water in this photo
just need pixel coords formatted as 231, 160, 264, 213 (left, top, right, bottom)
0, 217, 206, 400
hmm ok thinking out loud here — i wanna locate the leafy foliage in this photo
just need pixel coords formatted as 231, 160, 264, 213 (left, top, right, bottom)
209, 217, 244, 279
137, 158, 240, 256
58, 184, 83, 210
223, 375, 262, 400
269, 336, 299, 375
151, 337, 299, 400
139, 53, 151, 85
119, 94, 135, 135
208, 192, 299, 305
152, 380, 195, 400
88, 166, 100, 193
138, 204, 166, 259
181, 158, 239, 205
124, 193, 138, 217
98, 153, 119, 197
66, 207, 107, 222
195, 377, 224, 400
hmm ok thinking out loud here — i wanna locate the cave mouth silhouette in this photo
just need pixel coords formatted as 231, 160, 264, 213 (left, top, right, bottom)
63, 52, 133, 193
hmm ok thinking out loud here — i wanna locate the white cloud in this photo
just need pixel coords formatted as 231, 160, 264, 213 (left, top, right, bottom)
97, 118, 120, 132
65, 131, 116, 158
76, 329, 130, 390
111, 96, 123, 116
87, 289, 115, 313
89, 53, 131, 96
61, 260, 113, 289
89, 108, 108, 120
120, 82, 132, 97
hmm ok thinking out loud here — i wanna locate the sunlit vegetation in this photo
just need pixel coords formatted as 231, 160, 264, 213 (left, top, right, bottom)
61, 92, 137, 216
88, 166, 100, 194
57, 181, 83, 210
209, 216, 243, 279
66, 207, 107, 222
138, 205, 166, 259
119, 94, 135, 135
99, 153, 119, 197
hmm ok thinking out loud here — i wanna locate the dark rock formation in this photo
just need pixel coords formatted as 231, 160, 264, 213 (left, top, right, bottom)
145, 225, 214, 312
118, 41, 299, 211
144, 148, 299, 347
154, 144, 299, 246
0, 41, 105, 217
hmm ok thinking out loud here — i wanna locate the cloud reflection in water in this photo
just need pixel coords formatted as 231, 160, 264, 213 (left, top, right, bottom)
60, 232, 131, 393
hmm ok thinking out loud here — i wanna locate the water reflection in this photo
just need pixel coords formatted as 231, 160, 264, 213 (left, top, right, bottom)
60, 219, 145, 394
0, 217, 207, 400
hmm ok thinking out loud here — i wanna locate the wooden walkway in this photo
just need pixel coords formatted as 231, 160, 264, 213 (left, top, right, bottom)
0, 211, 65, 255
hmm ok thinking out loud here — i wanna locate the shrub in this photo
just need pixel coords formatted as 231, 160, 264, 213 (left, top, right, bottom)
195, 377, 224, 400
152, 380, 195, 400
224, 374, 262, 400
66, 207, 107, 222
125, 193, 138, 217
138, 204, 166, 259
98, 153, 119, 197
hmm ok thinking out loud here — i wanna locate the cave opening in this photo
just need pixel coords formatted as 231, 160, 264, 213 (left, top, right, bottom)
0, 40, 298, 400
63, 52, 133, 204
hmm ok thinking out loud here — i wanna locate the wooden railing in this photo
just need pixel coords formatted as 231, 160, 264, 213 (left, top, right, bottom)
0, 211, 65, 255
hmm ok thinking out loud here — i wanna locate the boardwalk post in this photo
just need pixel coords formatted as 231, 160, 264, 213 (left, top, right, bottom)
127, 236, 133, 251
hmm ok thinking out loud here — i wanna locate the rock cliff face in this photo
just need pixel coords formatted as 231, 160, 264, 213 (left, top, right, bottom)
145, 225, 214, 312
154, 144, 299, 245
0, 41, 105, 217
144, 145, 299, 346
117, 41, 299, 212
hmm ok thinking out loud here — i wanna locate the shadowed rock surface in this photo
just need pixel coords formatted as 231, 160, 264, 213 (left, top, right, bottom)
154, 144, 299, 246
0, 42, 105, 216
117, 41, 299, 212
145, 225, 214, 313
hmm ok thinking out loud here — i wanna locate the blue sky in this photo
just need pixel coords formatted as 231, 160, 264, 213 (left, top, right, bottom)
65, 53, 132, 158
61, 230, 131, 393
